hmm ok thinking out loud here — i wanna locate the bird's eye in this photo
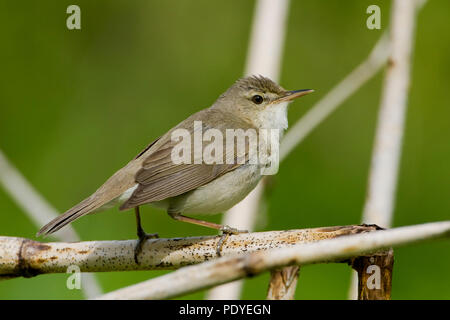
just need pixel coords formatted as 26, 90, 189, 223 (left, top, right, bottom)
251, 95, 263, 104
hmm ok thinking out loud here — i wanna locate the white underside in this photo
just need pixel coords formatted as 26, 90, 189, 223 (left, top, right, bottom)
166, 163, 262, 214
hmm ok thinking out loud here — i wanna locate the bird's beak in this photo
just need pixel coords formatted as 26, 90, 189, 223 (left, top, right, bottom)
275, 89, 314, 103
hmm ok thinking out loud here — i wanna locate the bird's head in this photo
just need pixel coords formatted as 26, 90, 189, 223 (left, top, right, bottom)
215, 75, 313, 129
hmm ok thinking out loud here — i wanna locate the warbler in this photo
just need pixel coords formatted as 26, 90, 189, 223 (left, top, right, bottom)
37, 75, 313, 262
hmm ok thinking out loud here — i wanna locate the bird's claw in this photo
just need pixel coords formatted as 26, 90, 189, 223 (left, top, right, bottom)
216, 225, 248, 257
134, 232, 159, 264
219, 225, 249, 235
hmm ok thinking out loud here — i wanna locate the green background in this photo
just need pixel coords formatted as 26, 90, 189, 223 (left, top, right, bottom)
0, 0, 449, 299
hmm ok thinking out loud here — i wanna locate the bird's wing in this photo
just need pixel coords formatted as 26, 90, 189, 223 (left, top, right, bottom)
120, 109, 254, 209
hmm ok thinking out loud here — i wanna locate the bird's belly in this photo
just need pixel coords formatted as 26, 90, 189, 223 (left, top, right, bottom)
167, 164, 262, 215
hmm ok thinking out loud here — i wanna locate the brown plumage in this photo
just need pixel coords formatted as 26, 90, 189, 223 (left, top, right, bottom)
36, 75, 312, 246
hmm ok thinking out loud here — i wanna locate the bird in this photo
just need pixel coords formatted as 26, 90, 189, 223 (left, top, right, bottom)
37, 75, 313, 262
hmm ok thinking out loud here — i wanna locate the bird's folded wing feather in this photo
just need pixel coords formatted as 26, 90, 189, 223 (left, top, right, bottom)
120, 109, 254, 209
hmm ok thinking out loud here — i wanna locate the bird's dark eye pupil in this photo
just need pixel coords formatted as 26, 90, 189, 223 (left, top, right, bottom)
252, 95, 263, 104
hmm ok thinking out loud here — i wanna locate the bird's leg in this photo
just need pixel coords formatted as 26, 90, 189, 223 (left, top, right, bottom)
168, 212, 248, 256
134, 206, 159, 264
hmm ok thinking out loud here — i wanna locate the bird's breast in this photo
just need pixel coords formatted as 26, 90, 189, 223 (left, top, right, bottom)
167, 164, 262, 215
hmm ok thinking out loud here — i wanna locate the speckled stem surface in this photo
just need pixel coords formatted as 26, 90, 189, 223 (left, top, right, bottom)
1, 225, 377, 279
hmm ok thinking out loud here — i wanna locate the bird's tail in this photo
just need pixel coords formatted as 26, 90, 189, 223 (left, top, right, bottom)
36, 196, 99, 236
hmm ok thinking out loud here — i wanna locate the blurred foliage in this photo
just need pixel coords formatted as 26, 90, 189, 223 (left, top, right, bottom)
0, 0, 449, 299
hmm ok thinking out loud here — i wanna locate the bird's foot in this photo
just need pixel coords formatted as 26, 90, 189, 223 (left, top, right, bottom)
216, 225, 249, 257
134, 231, 159, 264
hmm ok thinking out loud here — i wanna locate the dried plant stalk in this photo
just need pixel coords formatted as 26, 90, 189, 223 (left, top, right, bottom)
1, 225, 377, 279
349, 249, 394, 300
266, 266, 300, 300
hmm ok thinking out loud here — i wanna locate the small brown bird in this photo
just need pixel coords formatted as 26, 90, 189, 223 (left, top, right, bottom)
37, 75, 313, 262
